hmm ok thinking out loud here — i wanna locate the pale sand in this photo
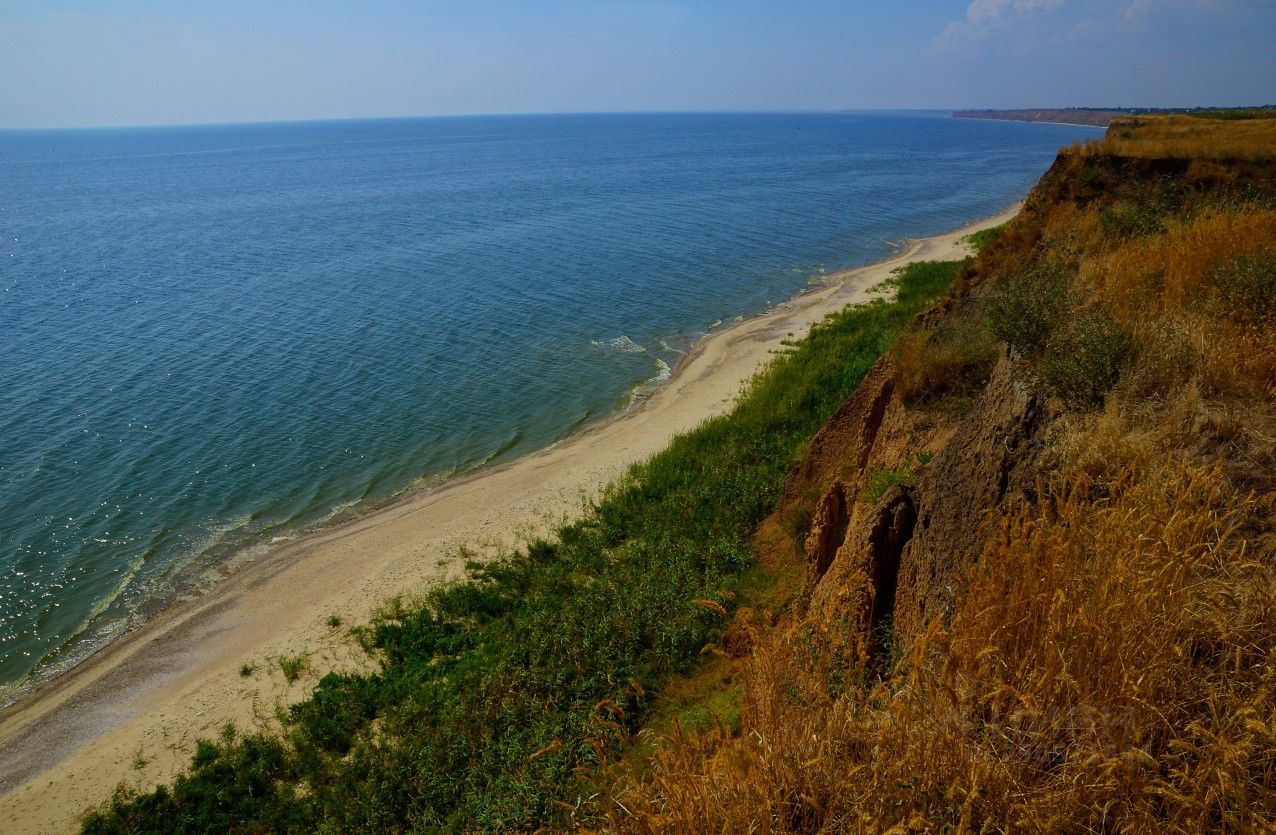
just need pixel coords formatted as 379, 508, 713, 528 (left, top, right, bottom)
0, 205, 1018, 833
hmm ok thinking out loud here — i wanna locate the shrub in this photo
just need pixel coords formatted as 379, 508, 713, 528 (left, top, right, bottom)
1040, 307, 1133, 407
894, 306, 998, 406
1202, 249, 1276, 322
964, 222, 1007, 254
277, 652, 310, 683
82, 732, 308, 834
983, 264, 1069, 357
1099, 201, 1168, 238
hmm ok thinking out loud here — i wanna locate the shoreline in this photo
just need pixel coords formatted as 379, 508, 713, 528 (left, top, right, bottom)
0, 202, 1020, 834
952, 114, 1111, 130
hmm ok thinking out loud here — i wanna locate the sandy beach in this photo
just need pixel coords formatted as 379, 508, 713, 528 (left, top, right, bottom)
0, 204, 1018, 833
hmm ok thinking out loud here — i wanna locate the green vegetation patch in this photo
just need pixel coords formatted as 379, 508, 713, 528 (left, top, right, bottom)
983, 263, 1070, 357
1040, 306, 1134, 407
964, 222, 1008, 254
82, 259, 964, 834
1202, 249, 1276, 322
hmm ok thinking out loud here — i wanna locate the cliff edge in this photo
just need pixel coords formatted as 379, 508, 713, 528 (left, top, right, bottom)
616, 114, 1276, 832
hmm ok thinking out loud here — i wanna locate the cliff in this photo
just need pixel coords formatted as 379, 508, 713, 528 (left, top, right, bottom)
954, 106, 1276, 127
76, 114, 1276, 834
616, 115, 1276, 831
954, 107, 1120, 126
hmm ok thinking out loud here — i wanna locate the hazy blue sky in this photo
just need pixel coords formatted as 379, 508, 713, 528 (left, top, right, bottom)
2, 0, 1273, 128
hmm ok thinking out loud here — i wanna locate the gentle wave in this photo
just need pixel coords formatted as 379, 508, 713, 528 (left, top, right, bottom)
0, 112, 1101, 694
592, 335, 649, 354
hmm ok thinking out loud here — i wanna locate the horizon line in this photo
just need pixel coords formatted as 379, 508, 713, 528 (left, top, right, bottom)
1, 107, 965, 133
3, 101, 1264, 133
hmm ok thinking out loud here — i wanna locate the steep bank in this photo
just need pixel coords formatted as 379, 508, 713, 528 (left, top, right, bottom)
614, 115, 1276, 831
0, 209, 1013, 833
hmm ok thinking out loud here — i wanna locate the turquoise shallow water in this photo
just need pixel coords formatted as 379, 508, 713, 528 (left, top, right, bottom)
0, 112, 1101, 695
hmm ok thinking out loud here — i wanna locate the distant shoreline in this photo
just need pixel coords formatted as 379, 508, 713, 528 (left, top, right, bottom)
954, 109, 1117, 128
953, 106, 1276, 129
958, 115, 1111, 130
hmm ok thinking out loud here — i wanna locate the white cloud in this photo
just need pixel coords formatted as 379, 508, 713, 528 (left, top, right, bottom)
934, 0, 1237, 50
934, 0, 1067, 49
966, 0, 1069, 24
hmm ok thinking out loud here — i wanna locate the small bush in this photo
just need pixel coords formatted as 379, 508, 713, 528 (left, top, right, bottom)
1039, 307, 1133, 407
1123, 318, 1198, 400
787, 503, 814, 551
862, 465, 914, 505
894, 307, 998, 406
289, 673, 379, 756
1202, 249, 1276, 322
1099, 201, 1168, 238
238, 662, 254, 677
983, 264, 1069, 357
82, 733, 309, 834
277, 653, 310, 684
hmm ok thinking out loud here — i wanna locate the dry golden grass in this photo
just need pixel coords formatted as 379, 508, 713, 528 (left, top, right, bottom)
609, 465, 1276, 833
891, 305, 999, 407
1074, 208, 1276, 402
1084, 210, 1276, 313
1080, 115, 1276, 161
602, 115, 1276, 833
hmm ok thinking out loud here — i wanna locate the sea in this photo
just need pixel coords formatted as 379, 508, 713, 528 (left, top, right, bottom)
0, 111, 1100, 698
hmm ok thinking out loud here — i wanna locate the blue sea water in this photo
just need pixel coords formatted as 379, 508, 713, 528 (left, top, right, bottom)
0, 112, 1100, 695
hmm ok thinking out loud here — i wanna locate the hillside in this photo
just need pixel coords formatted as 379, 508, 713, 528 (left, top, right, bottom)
78, 115, 1275, 832
610, 114, 1276, 831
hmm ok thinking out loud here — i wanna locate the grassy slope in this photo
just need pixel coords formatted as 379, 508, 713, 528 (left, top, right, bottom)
612, 116, 1276, 832
82, 262, 965, 832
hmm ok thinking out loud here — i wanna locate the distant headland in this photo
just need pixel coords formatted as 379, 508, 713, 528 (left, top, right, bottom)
954, 106, 1275, 127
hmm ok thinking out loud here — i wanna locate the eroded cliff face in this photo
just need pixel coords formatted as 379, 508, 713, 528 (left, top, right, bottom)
784, 344, 1054, 662
617, 116, 1276, 832
773, 139, 1276, 662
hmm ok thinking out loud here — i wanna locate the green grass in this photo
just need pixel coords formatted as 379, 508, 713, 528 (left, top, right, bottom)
862, 465, 914, 505
81, 259, 964, 834
963, 222, 1008, 254
276, 653, 310, 684
673, 683, 743, 734
983, 263, 1069, 357
861, 453, 932, 505
1039, 306, 1133, 407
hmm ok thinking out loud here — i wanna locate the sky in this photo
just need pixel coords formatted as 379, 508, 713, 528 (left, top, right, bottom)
1, 0, 1273, 129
